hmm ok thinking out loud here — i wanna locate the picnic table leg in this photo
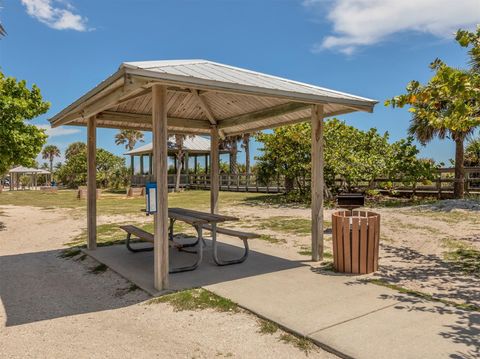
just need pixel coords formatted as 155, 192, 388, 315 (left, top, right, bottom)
125, 233, 154, 253
169, 225, 204, 273
212, 223, 250, 266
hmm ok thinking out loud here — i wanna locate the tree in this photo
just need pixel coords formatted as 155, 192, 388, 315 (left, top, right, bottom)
221, 135, 243, 174
255, 119, 434, 199
65, 142, 86, 160
114, 129, 144, 151
386, 27, 480, 198
42, 145, 61, 173
173, 134, 186, 192
56, 146, 127, 188
241, 133, 255, 175
465, 138, 480, 166
0, 71, 49, 174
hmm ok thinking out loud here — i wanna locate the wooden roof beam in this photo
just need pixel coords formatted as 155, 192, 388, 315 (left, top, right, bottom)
54, 80, 152, 127
218, 102, 310, 130
98, 111, 212, 130
190, 89, 217, 125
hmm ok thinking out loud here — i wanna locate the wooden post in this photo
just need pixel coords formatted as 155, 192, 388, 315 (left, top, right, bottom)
152, 84, 169, 290
194, 156, 198, 174
205, 154, 209, 174
210, 127, 220, 214
130, 156, 135, 175
140, 155, 144, 175
149, 154, 153, 175
87, 116, 97, 250
311, 104, 324, 261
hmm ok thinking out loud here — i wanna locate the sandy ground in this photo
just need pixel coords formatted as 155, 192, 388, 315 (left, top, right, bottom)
0, 205, 336, 359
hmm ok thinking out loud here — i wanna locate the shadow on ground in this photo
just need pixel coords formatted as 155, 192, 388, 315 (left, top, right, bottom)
0, 248, 150, 327
85, 238, 306, 294
375, 244, 480, 306
0, 240, 306, 327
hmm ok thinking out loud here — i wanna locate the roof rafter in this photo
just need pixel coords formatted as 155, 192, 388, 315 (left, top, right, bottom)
218, 102, 310, 130
190, 89, 217, 125
98, 111, 211, 131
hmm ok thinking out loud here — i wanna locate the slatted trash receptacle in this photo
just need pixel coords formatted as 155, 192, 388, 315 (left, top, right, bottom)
332, 210, 380, 274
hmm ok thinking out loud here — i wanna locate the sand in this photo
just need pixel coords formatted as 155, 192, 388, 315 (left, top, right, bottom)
0, 205, 335, 359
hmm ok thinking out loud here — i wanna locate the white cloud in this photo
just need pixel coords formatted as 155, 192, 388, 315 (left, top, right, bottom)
37, 124, 80, 137
21, 0, 90, 31
303, 0, 480, 54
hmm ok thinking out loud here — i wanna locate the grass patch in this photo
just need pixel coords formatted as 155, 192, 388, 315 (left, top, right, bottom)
258, 234, 286, 244
279, 333, 314, 354
89, 263, 108, 274
0, 189, 269, 215
369, 279, 480, 312
444, 248, 480, 277
65, 220, 192, 249
441, 239, 480, 277
257, 319, 279, 334
258, 217, 331, 236
367, 196, 437, 208
58, 247, 81, 258
148, 288, 239, 313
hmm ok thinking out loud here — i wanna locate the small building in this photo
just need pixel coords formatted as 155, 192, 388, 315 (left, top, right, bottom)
125, 135, 231, 187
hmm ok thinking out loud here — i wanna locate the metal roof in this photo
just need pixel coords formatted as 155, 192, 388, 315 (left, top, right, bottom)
49, 59, 377, 135
121, 60, 376, 104
125, 135, 213, 155
9, 166, 50, 174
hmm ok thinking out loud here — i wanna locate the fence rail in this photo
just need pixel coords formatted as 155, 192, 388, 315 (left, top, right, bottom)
130, 167, 480, 197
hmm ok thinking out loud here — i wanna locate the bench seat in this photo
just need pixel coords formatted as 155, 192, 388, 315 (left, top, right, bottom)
201, 225, 260, 240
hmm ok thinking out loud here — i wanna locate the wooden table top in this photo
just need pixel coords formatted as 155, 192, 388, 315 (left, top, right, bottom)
169, 208, 239, 223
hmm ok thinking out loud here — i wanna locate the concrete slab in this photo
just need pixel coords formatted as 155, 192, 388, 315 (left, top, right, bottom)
83, 241, 479, 359
84, 239, 303, 295
310, 297, 479, 359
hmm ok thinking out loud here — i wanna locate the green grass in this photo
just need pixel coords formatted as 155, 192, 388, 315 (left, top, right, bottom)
257, 319, 279, 334
258, 216, 331, 236
65, 220, 191, 248
0, 189, 271, 216
58, 247, 82, 258
258, 234, 286, 244
89, 263, 108, 274
148, 288, 239, 313
278, 333, 314, 354
441, 238, 480, 277
369, 279, 480, 312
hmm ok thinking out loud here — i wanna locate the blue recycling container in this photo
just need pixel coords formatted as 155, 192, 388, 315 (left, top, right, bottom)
145, 182, 157, 214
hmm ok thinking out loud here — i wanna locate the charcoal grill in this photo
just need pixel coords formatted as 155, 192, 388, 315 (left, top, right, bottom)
336, 193, 365, 211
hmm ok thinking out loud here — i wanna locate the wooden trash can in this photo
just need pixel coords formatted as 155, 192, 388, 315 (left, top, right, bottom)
332, 210, 380, 274
127, 186, 145, 197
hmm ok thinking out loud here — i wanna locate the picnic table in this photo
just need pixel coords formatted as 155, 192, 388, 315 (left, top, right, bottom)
122, 208, 258, 273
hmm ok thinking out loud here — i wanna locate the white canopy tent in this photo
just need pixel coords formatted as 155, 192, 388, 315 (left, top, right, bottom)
50, 59, 377, 290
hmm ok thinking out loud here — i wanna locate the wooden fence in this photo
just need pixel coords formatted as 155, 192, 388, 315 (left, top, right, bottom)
131, 167, 480, 197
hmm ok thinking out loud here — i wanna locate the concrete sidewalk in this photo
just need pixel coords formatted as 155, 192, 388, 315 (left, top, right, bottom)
86, 242, 479, 359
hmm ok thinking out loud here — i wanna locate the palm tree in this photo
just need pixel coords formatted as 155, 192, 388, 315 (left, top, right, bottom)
114, 130, 144, 151
241, 132, 257, 175
222, 135, 243, 174
409, 115, 475, 198
41, 145, 61, 173
172, 134, 195, 192
465, 138, 480, 166
65, 142, 86, 159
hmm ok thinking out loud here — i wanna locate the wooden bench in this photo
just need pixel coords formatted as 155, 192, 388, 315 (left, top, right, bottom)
120, 225, 155, 252
201, 224, 259, 265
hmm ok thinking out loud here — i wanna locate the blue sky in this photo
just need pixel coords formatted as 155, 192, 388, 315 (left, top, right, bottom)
1, 0, 479, 167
